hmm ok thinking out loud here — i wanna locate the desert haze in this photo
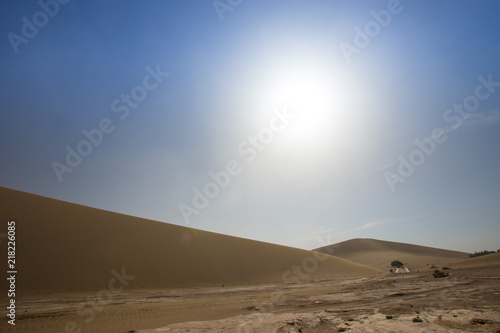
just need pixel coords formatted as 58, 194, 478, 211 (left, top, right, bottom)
1, 187, 499, 333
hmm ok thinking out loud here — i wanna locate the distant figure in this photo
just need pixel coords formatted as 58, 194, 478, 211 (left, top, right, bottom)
222, 284, 224, 288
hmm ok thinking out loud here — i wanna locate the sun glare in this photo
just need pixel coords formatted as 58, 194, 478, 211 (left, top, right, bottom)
267, 69, 354, 153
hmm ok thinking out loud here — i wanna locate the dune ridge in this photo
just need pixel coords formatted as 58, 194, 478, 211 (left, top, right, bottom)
0, 187, 381, 295
314, 238, 469, 270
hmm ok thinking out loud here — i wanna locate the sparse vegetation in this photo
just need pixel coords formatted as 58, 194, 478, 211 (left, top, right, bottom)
391, 260, 404, 268
470, 318, 500, 325
412, 316, 423, 323
469, 250, 497, 258
433, 270, 449, 278
243, 305, 260, 311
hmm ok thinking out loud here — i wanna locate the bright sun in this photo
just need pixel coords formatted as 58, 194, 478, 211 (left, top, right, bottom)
266, 69, 353, 153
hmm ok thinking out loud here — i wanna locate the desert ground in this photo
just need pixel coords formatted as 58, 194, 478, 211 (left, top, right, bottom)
1, 187, 499, 332
0, 264, 499, 333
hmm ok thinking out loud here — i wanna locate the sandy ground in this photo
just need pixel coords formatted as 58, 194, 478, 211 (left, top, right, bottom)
2, 265, 499, 333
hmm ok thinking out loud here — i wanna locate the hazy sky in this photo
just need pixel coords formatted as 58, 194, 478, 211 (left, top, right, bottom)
1, 0, 499, 253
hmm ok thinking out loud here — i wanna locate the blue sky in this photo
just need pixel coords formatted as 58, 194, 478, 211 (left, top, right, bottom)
1, 0, 499, 253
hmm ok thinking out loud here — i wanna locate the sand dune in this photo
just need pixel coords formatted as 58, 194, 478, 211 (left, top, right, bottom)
450, 252, 500, 269
0, 187, 381, 295
314, 238, 469, 270
2, 187, 499, 333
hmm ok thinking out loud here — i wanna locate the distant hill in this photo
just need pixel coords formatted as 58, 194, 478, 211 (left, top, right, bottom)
450, 252, 500, 269
0, 187, 381, 295
313, 238, 469, 270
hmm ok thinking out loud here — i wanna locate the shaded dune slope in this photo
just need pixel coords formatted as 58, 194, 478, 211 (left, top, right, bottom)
314, 238, 468, 270
0, 187, 381, 294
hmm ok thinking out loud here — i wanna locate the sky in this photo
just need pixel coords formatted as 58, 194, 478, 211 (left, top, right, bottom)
1, 0, 499, 253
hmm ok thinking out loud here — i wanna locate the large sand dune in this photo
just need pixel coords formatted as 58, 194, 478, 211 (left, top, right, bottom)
314, 238, 469, 270
0, 187, 381, 295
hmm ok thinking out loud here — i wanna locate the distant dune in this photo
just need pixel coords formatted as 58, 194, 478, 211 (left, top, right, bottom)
313, 238, 469, 270
450, 252, 500, 269
0, 187, 381, 295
